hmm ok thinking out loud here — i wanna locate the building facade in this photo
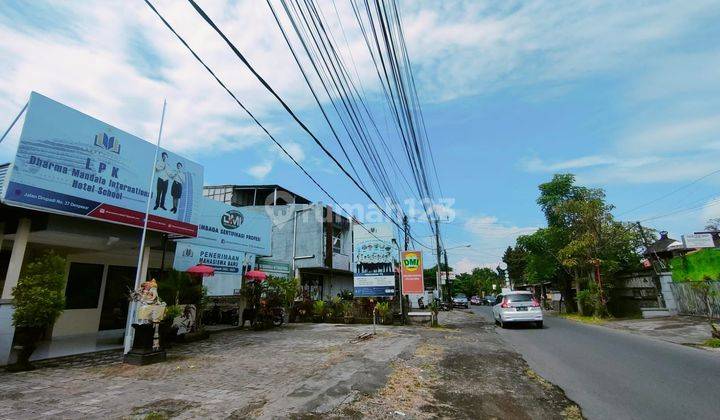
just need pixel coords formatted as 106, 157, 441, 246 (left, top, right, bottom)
204, 185, 354, 300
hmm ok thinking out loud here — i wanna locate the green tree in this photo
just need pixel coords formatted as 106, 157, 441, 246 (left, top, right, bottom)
423, 262, 451, 289
502, 246, 527, 284
507, 174, 644, 315
452, 267, 501, 297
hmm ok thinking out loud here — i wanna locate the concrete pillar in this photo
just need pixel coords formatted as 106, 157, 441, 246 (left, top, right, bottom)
0, 218, 31, 365
659, 271, 677, 314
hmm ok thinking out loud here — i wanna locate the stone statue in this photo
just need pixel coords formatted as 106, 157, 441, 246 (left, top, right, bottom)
131, 278, 167, 324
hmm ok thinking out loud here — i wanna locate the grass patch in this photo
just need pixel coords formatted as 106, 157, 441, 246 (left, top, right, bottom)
559, 313, 607, 325
702, 338, 720, 348
561, 404, 583, 420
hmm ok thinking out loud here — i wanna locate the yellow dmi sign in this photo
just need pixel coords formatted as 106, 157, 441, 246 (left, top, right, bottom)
403, 252, 420, 272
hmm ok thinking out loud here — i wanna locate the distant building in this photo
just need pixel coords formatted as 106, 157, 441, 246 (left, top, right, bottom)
204, 185, 353, 300
644, 231, 685, 266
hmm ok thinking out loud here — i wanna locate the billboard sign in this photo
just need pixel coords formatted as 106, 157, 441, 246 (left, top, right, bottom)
353, 223, 397, 297
2, 92, 203, 236
176, 198, 271, 255
173, 242, 252, 274
401, 250, 424, 294
682, 234, 715, 249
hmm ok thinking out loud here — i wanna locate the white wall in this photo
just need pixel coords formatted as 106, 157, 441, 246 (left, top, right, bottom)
53, 249, 170, 338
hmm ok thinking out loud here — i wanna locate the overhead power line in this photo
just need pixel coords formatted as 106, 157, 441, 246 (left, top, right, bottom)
618, 168, 720, 217
144, 0, 434, 250
186, 0, 415, 237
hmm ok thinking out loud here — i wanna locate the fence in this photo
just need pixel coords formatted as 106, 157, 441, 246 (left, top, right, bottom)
669, 281, 720, 318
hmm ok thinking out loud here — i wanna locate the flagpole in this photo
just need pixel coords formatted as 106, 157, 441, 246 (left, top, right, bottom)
0, 102, 28, 145
123, 99, 167, 354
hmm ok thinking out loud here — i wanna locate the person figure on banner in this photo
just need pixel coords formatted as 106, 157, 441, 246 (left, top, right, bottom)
169, 161, 185, 214
153, 152, 170, 211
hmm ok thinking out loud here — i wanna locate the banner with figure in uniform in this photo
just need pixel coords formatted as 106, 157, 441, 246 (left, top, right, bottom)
353, 223, 397, 297
2, 92, 203, 236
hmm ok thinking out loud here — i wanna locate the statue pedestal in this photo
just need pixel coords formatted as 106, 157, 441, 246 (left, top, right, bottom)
123, 323, 166, 366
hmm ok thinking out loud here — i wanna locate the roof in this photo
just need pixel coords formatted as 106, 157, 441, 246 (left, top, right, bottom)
645, 233, 682, 254
204, 184, 311, 204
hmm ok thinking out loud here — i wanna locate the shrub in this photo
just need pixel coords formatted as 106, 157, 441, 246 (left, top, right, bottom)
12, 251, 66, 328
312, 300, 326, 318
268, 276, 300, 310
164, 305, 182, 322
576, 290, 594, 317
376, 301, 391, 319
341, 300, 353, 318
329, 297, 344, 319
158, 270, 203, 305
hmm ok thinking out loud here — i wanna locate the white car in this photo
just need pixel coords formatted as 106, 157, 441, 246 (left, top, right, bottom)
492, 291, 543, 328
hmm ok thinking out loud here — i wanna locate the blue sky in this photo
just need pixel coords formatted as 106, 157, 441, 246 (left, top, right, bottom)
1, 1, 719, 272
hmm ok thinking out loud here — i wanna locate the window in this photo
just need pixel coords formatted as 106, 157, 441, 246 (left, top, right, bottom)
99, 265, 135, 330
506, 293, 533, 302
332, 227, 343, 254
65, 263, 104, 309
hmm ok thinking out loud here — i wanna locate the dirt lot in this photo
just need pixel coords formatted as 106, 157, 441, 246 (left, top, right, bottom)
0, 311, 581, 419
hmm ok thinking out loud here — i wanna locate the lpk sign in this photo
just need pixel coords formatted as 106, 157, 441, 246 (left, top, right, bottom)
3, 92, 203, 236
682, 234, 715, 249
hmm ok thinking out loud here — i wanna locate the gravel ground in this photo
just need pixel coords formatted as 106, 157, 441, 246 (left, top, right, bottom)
1, 311, 580, 419
337, 310, 582, 419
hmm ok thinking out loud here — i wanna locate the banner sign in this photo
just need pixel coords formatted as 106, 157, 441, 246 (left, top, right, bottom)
353, 223, 397, 297
257, 258, 291, 278
176, 198, 271, 255
2, 92, 203, 236
173, 242, 252, 274
682, 234, 715, 249
401, 250, 424, 294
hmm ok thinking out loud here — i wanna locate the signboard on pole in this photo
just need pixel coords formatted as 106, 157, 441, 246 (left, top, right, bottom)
682, 234, 715, 249
437, 271, 455, 285
257, 258, 291, 278
176, 198, 271, 255
353, 223, 396, 297
401, 250, 424, 294
2, 92, 203, 236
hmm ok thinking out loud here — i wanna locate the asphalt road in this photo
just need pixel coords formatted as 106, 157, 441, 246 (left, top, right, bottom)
472, 305, 720, 420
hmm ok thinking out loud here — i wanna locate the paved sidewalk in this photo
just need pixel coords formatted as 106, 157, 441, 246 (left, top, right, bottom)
1, 312, 580, 419
599, 316, 715, 346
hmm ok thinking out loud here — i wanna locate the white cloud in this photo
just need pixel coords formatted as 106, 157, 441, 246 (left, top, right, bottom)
521, 112, 720, 185
440, 215, 537, 272
0, 0, 311, 165
247, 161, 273, 179
454, 257, 503, 275
464, 216, 538, 239
400, 0, 718, 102
280, 141, 306, 163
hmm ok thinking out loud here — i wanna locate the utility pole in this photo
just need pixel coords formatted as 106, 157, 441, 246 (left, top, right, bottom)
636, 221, 664, 273
444, 249, 451, 299
434, 219, 443, 301
403, 215, 409, 251
636, 221, 665, 307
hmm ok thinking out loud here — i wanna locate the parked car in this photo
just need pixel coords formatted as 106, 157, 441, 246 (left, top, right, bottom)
470, 296, 482, 305
483, 295, 496, 306
492, 291, 543, 328
452, 293, 469, 309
